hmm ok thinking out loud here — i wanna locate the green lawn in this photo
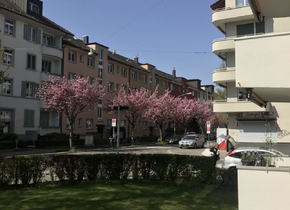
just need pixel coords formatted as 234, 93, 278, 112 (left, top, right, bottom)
0, 180, 238, 210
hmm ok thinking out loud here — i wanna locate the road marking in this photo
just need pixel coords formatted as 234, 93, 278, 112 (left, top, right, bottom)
146, 147, 172, 149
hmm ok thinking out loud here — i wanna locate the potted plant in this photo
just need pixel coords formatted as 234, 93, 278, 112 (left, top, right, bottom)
241, 151, 256, 166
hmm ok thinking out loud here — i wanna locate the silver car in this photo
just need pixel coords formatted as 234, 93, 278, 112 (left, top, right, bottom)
179, 134, 205, 149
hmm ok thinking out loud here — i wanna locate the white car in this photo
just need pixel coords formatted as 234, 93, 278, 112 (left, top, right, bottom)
179, 134, 205, 149
222, 136, 288, 170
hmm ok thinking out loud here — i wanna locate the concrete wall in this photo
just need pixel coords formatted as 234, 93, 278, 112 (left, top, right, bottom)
238, 166, 290, 210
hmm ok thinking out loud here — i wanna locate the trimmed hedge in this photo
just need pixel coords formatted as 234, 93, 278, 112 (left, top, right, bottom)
35, 139, 84, 148
0, 154, 218, 189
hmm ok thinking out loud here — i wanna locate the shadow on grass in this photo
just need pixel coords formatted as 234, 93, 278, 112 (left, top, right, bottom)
0, 180, 238, 210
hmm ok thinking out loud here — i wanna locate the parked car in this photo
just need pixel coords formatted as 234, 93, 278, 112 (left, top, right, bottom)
179, 134, 205, 149
166, 135, 182, 144
221, 136, 288, 170
209, 132, 216, 140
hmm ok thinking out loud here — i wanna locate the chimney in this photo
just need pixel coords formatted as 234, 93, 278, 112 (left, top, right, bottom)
83, 35, 89, 44
134, 56, 138, 63
172, 68, 176, 78
113, 50, 116, 54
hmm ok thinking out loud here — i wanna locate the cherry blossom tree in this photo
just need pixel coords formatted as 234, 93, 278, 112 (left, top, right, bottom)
110, 85, 154, 139
175, 97, 201, 133
0, 39, 9, 84
36, 76, 105, 148
143, 90, 177, 142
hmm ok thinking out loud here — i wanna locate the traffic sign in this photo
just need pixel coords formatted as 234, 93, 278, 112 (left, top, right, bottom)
207, 121, 211, 127
112, 119, 116, 127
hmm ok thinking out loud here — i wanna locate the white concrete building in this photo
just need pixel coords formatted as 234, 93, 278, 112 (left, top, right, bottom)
211, 0, 290, 148
0, 0, 73, 140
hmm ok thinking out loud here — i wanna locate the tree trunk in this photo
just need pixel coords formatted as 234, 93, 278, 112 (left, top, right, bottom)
69, 122, 73, 149
158, 123, 163, 142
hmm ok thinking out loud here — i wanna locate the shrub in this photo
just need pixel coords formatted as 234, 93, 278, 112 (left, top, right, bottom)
0, 141, 15, 150
2, 133, 18, 141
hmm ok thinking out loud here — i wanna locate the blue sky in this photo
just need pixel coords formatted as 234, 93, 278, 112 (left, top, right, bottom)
43, 0, 223, 86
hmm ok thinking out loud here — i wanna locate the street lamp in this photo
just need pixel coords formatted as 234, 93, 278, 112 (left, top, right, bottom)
174, 92, 193, 135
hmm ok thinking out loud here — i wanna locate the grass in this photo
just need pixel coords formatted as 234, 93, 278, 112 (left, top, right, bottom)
0, 180, 238, 210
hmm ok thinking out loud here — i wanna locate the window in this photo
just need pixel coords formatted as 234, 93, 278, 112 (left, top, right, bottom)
4, 18, 14, 35
88, 77, 94, 85
24, 25, 40, 43
170, 84, 175, 91
236, 0, 249, 7
192, 92, 195, 97
42, 34, 55, 46
24, 109, 34, 127
155, 79, 159, 86
155, 122, 159, 129
179, 86, 182, 93
237, 22, 265, 37
238, 89, 247, 100
98, 108, 102, 121
99, 49, 103, 60
86, 119, 93, 129
107, 119, 112, 129
0, 110, 11, 121
21, 81, 39, 98
163, 122, 168, 130
203, 93, 205, 99
66, 118, 75, 129
42, 60, 51, 72
143, 75, 147, 83
108, 63, 114, 73
76, 118, 82, 127
87, 57, 94, 68
108, 82, 114, 92
116, 84, 119, 91
29, 2, 39, 14
121, 68, 127, 77
68, 51, 76, 62
80, 54, 83, 62
132, 71, 137, 80
3, 49, 13, 65
27, 54, 36, 70
123, 85, 127, 92
121, 120, 126, 128
143, 121, 147, 130
163, 81, 167, 89
0, 79, 12, 95
40, 111, 59, 127
139, 73, 142, 80
68, 73, 76, 80
198, 92, 200, 98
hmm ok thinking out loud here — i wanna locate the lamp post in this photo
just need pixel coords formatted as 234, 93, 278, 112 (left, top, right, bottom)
174, 92, 192, 135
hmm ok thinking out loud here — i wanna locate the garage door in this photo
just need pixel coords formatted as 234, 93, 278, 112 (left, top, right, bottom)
238, 121, 276, 143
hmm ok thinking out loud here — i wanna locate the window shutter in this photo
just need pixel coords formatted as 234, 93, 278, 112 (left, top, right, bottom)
23, 24, 28, 40
24, 109, 34, 126
36, 29, 41, 44
21, 81, 26, 97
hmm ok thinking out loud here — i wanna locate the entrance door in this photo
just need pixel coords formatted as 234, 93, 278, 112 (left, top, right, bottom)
238, 121, 276, 143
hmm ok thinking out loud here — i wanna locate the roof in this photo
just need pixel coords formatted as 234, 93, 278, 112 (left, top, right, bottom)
108, 51, 148, 72
63, 35, 93, 53
0, 0, 73, 35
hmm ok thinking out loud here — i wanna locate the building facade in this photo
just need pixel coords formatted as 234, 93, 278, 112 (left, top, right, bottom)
0, 0, 72, 140
211, 0, 290, 146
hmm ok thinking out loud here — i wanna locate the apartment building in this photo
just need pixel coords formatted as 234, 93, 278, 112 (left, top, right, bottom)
211, 0, 290, 145
0, 0, 72, 140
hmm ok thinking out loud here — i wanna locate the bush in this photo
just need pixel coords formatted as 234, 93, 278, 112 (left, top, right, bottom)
0, 154, 217, 189
0, 141, 15, 150
2, 133, 18, 141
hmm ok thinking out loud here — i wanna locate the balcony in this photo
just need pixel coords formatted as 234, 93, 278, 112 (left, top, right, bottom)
250, 0, 290, 19
235, 32, 290, 102
213, 100, 270, 113
42, 45, 63, 59
212, 6, 255, 33
212, 37, 235, 56
212, 67, 235, 85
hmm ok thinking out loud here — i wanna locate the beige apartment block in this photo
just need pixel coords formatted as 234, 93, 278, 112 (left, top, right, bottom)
211, 0, 290, 147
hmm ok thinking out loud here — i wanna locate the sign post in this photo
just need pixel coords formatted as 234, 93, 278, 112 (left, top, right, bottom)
113, 105, 129, 154
206, 121, 211, 142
